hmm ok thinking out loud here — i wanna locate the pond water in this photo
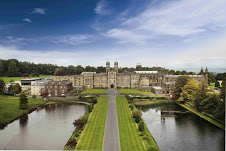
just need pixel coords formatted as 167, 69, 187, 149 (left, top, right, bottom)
0, 102, 86, 150
141, 104, 225, 151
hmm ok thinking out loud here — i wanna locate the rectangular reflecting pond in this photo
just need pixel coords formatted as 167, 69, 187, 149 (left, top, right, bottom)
0, 102, 86, 150
141, 104, 225, 151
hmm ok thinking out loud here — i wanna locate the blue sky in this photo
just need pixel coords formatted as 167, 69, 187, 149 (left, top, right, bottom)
0, 0, 226, 70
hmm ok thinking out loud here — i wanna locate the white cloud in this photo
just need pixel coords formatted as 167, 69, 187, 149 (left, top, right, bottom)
106, 0, 226, 43
94, 0, 111, 15
22, 18, 32, 23
32, 8, 48, 15
51, 35, 94, 45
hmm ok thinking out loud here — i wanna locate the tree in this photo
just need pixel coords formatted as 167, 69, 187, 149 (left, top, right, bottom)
174, 76, 191, 99
134, 114, 141, 123
175, 71, 181, 75
138, 121, 144, 131
8, 83, 22, 95
19, 92, 28, 109
67, 65, 76, 75
215, 81, 220, 88
200, 93, 219, 115
7, 61, 20, 77
0, 60, 5, 76
178, 79, 199, 106
220, 78, 226, 101
0, 79, 5, 94
181, 70, 187, 75
54, 68, 65, 76
32, 95, 36, 99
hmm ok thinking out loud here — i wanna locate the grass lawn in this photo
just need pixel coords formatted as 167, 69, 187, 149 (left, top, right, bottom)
116, 96, 145, 151
134, 99, 174, 107
118, 89, 153, 95
76, 96, 108, 150
0, 95, 46, 128
179, 103, 225, 130
208, 83, 215, 89
80, 89, 106, 94
0, 75, 52, 83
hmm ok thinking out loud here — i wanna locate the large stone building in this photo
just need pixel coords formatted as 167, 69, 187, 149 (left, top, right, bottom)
54, 61, 208, 94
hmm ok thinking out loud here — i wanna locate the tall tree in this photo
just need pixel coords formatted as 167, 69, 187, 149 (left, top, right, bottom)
0, 60, 5, 76
0, 79, 5, 94
7, 61, 20, 77
220, 78, 226, 101
19, 92, 28, 109
174, 76, 191, 99
54, 68, 65, 76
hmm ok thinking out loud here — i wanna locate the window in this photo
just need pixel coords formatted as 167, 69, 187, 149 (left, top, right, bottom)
48, 90, 50, 93
55, 90, 57, 93
62, 90, 64, 93
55, 86, 57, 88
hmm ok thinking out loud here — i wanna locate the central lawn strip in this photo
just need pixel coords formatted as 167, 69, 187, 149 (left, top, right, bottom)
76, 96, 108, 150
119, 89, 153, 95
116, 96, 145, 151
80, 89, 106, 94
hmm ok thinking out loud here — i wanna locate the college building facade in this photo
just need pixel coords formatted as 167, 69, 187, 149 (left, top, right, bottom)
54, 61, 208, 94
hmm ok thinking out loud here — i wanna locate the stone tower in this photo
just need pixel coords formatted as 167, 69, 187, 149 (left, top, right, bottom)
136, 62, 142, 71
114, 61, 118, 73
205, 67, 209, 84
106, 61, 110, 73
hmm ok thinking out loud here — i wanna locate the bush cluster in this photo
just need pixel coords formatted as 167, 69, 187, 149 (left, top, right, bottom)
138, 121, 144, 131
88, 104, 94, 113
66, 139, 77, 146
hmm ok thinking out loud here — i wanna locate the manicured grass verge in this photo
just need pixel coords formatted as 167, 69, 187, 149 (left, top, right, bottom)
0, 95, 46, 128
119, 89, 153, 95
0, 75, 52, 83
116, 96, 145, 151
76, 96, 108, 150
134, 99, 175, 108
178, 103, 225, 130
80, 89, 106, 94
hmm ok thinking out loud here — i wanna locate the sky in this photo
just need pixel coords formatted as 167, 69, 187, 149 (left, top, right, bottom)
0, 0, 226, 71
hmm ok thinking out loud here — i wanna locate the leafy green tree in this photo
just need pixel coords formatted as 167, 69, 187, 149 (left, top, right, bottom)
8, 83, 22, 95
0, 60, 5, 76
0, 79, 5, 94
178, 79, 199, 106
200, 93, 219, 115
181, 70, 187, 75
215, 81, 220, 88
174, 76, 191, 99
214, 101, 225, 121
169, 70, 175, 75
7, 61, 20, 77
32, 95, 36, 99
220, 78, 226, 101
54, 68, 65, 76
67, 65, 76, 75
175, 71, 181, 75
138, 121, 144, 131
134, 114, 141, 123
195, 80, 208, 110
19, 92, 28, 109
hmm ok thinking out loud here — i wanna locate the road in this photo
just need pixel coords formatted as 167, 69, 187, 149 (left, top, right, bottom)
102, 89, 120, 151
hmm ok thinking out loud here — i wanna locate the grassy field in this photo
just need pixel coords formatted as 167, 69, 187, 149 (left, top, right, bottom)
0, 75, 52, 83
208, 83, 215, 89
134, 99, 175, 107
0, 95, 46, 128
116, 96, 145, 151
80, 89, 106, 94
179, 103, 225, 130
118, 89, 153, 95
76, 96, 108, 150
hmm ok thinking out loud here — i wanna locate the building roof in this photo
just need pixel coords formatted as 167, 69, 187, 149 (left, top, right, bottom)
151, 86, 163, 90
31, 79, 51, 86
165, 75, 203, 78
81, 72, 96, 74
21, 78, 42, 81
135, 71, 158, 74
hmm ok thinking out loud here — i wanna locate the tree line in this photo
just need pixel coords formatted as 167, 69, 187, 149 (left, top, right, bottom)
174, 76, 225, 122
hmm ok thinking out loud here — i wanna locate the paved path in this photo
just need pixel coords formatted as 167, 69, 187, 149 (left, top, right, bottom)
102, 89, 120, 151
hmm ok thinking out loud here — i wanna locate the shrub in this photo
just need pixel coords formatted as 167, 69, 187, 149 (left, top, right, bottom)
138, 121, 144, 131
142, 134, 147, 140
88, 104, 94, 112
147, 146, 158, 151
132, 108, 142, 118
128, 99, 133, 104
129, 104, 134, 110
134, 114, 141, 123
75, 133, 79, 137
92, 98, 97, 104
73, 119, 85, 128
32, 95, 36, 99
66, 139, 77, 146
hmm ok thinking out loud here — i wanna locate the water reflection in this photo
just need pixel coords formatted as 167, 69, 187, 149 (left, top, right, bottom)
141, 104, 225, 151
0, 102, 86, 150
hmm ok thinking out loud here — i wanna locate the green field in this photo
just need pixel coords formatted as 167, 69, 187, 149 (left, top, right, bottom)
116, 96, 145, 151
119, 89, 153, 95
0, 95, 46, 128
0, 75, 52, 83
208, 83, 215, 89
134, 99, 174, 108
81, 89, 106, 94
76, 96, 109, 150
179, 103, 225, 130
